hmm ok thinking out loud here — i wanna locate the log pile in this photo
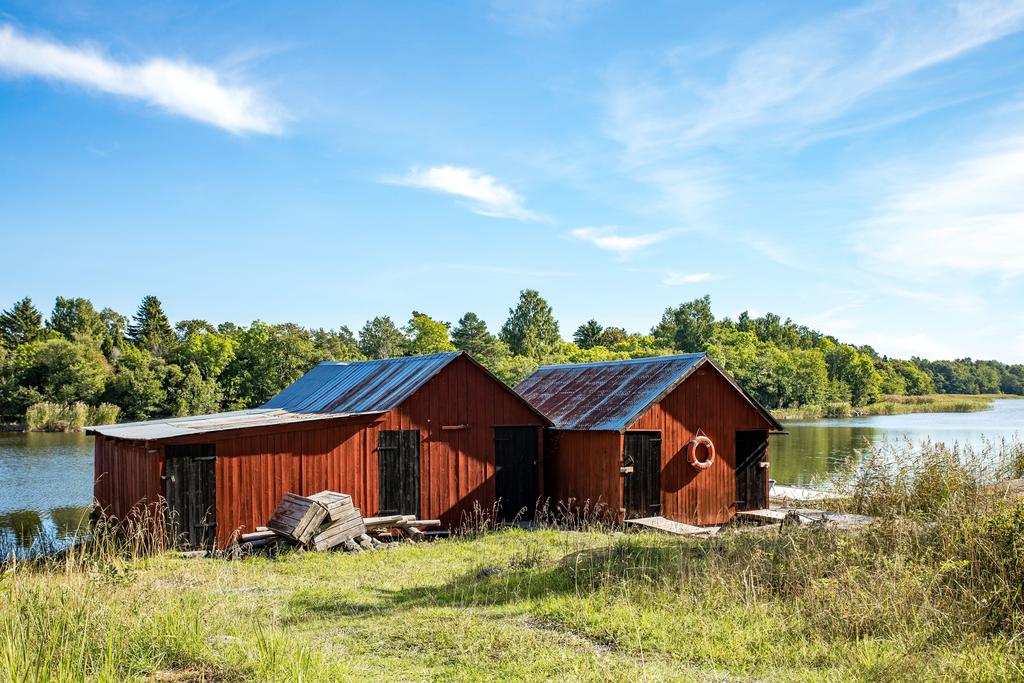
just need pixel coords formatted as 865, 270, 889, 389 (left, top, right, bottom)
233, 491, 440, 555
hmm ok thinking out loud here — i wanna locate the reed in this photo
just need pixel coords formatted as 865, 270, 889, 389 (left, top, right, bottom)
23, 401, 120, 432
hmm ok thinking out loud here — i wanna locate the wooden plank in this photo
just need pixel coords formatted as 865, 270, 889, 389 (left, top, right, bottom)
362, 514, 406, 530
395, 519, 441, 528
625, 516, 715, 536
736, 509, 789, 524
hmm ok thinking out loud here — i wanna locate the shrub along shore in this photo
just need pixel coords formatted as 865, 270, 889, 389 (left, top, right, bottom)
771, 392, 1016, 421
2, 439, 1023, 681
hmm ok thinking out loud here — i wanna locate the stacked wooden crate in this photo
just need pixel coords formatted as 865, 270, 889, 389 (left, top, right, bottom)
308, 492, 366, 551
234, 490, 441, 554
267, 492, 329, 545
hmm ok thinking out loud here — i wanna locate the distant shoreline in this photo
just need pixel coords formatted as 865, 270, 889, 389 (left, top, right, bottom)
772, 393, 1019, 421
4, 393, 1019, 432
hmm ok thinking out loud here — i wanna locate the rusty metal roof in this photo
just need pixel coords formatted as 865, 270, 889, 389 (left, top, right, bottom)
88, 353, 462, 442
516, 353, 782, 432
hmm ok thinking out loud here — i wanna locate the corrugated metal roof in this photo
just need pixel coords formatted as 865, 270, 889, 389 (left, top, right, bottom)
516, 353, 782, 432
88, 352, 462, 441
262, 352, 460, 414
85, 408, 381, 441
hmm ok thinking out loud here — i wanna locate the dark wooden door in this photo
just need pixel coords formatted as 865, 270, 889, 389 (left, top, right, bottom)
736, 430, 769, 511
494, 427, 539, 523
378, 430, 420, 516
164, 444, 217, 548
623, 433, 661, 519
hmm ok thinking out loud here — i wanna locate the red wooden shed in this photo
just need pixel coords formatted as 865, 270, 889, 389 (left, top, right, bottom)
88, 352, 548, 547
516, 354, 784, 526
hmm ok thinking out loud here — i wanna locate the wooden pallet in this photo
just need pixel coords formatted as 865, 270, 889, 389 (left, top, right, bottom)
267, 493, 329, 545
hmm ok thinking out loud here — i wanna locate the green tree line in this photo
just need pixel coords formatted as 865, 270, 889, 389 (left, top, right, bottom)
1, 291, 1021, 424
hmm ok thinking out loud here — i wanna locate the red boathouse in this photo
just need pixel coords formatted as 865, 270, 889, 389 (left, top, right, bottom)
88, 352, 548, 547
516, 354, 784, 526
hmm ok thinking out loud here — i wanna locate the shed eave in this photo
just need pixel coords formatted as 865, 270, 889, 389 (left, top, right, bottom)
84, 409, 386, 443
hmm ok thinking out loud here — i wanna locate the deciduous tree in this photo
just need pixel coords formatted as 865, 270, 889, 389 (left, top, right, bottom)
358, 316, 406, 359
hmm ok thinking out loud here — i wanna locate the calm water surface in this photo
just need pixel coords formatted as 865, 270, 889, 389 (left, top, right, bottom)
0, 431, 94, 552
1, 399, 1022, 550
772, 398, 1024, 486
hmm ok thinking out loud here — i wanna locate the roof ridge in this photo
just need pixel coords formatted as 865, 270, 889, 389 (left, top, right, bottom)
317, 351, 462, 367
538, 352, 706, 371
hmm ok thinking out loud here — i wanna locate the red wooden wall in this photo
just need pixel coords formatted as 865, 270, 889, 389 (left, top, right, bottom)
630, 365, 773, 525
545, 431, 622, 519
93, 355, 546, 547
93, 435, 162, 521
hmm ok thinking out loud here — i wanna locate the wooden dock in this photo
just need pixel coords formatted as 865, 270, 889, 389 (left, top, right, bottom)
625, 516, 720, 537
769, 484, 841, 502
738, 507, 873, 529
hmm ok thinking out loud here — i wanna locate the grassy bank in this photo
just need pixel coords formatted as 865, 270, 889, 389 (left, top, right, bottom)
772, 393, 1012, 421
3, 441, 1024, 682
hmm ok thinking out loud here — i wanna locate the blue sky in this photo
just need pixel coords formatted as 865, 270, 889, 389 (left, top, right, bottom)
1, 0, 1023, 362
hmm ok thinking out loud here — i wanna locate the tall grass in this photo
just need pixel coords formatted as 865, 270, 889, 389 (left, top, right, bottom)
3, 439, 1023, 680
23, 401, 120, 432
553, 439, 1024, 664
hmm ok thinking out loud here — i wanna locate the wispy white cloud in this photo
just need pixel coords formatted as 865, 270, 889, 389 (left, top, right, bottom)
604, 0, 1024, 157
569, 226, 676, 254
489, 0, 602, 34
388, 165, 545, 221
857, 135, 1024, 278
662, 271, 710, 285
0, 24, 283, 134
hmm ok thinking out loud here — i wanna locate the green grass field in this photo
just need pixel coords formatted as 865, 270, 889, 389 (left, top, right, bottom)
4, 439, 1024, 682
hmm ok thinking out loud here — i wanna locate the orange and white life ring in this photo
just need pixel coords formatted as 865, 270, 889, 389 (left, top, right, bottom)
688, 435, 715, 470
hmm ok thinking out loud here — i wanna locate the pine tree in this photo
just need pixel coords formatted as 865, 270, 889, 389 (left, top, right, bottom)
128, 295, 176, 357
451, 312, 511, 368
0, 297, 44, 348
499, 289, 561, 359
573, 319, 604, 349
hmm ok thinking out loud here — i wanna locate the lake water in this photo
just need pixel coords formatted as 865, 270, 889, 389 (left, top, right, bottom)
0, 430, 94, 554
1, 399, 1022, 552
771, 398, 1024, 486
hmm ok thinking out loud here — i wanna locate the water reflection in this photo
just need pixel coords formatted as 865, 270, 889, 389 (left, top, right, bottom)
0, 431, 94, 555
772, 398, 1024, 486
0, 509, 44, 548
